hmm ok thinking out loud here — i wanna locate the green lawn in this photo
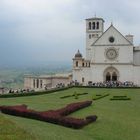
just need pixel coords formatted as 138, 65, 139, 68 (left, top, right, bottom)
0, 87, 140, 140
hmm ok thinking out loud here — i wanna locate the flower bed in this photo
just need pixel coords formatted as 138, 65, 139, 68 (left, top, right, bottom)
0, 101, 97, 129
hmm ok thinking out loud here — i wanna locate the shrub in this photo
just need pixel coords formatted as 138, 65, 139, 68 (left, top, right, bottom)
59, 117, 86, 129
110, 98, 131, 100
96, 94, 102, 96
60, 92, 88, 99
56, 101, 92, 116
93, 94, 110, 100
0, 100, 97, 129
0, 86, 73, 98
60, 95, 73, 99
74, 92, 78, 99
86, 115, 98, 123
113, 96, 127, 98
110, 95, 131, 100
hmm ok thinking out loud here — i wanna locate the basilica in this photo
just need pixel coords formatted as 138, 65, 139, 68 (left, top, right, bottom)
72, 17, 140, 86
24, 17, 140, 90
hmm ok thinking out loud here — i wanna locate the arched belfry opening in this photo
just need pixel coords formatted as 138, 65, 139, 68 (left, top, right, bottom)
103, 67, 119, 82
89, 22, 91, 29
96, 22, 99, 29
92, 22, 95, 29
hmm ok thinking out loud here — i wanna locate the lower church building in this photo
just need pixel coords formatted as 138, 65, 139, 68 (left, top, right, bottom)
24, 73, 72, 90
72, 17, 140, 86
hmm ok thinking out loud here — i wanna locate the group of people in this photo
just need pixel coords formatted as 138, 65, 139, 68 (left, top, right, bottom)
56, 83, 65, 88
70, 80, 136, 87
88, 81, 135, 87
0, 80, 137, 95
8, 88, 34, 94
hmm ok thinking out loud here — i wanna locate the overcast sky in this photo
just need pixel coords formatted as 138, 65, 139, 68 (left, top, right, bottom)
0, 0, 140, 67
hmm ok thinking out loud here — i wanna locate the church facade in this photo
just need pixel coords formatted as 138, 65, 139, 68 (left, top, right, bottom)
72, 17, 140, 86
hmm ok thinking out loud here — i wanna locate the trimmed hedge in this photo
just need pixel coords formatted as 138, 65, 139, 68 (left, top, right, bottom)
93, 94, 110, 100
0, 86, 73, 98
110, 95, 131, 100
0, 100, 97, 129
95, 94, 102, 96
60, 92, 88, 99
1, 85, 140, 98
113, 96, 127, 98
110, 98, 131, 100
74, 86, 140, 89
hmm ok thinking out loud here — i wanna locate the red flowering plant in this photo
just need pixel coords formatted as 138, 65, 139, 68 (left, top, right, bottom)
0, 101, 97, 129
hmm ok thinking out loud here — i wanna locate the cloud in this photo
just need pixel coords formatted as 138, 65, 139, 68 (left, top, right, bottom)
0, 0, 140, 67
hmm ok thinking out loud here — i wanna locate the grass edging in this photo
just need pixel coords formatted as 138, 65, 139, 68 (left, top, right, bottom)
74, 86, 140, 89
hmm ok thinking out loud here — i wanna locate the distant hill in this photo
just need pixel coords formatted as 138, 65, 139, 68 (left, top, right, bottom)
0, 61, 72, 89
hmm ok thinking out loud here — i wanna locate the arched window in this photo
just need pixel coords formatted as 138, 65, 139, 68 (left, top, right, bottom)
40, 80, 43, 88
76, 61, 78, 67
92, 22, 95, 29
89, 34, 91, 39
89, 22, 91, 29
82, 77, 84, 82
106, 72, 111, 81
82, 62, 84, 67
89, 62, 90, 67
36, 79, 39, 88
33, 79, 35, 88
112, 72, 117, 81
104, 67, 119, 82
96, 22, 99, 29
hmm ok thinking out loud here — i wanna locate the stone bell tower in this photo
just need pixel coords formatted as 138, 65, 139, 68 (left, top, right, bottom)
86, 17, 105, 60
